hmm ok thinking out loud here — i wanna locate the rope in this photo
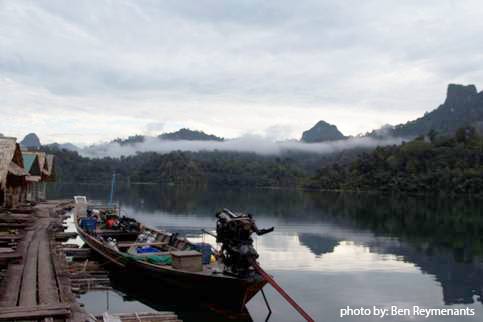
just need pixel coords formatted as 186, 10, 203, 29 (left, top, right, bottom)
254, 263, 314, 322
135, 312, 142, 321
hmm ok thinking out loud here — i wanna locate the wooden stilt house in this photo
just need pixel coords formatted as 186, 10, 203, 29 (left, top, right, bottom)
21, 151, 53, 201
0, 137, 28, 209
22, 152, 42, 202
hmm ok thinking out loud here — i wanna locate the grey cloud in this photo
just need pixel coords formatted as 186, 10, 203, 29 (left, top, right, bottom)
145, 122, 165, 136
263, 124, 295, 141
1, 0, 482, 142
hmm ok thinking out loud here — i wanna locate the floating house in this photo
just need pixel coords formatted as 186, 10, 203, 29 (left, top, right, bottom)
22, 151, 56, 201
0, 137, 28, 208
22, 152, 42, 202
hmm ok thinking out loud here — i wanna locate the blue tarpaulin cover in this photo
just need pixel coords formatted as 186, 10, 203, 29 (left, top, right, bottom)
80, 218, 97, 231
136, 246, 159, 253
192, 243, 213, 264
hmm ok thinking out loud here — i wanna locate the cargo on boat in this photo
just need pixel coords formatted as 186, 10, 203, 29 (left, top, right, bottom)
73, 196, 272, 312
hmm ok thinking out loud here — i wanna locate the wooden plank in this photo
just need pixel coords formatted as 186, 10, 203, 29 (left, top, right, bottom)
63, 248, 91, 259
117, 241, 167, 248
62, 248, 91, 254
0, 252, 21, 260
0, 217, 31, 223
0, 303, 71, 320
62, 243, 79, 248
38, 230, 59, 305
19, 230, 40, 307
15, 229, 34, 257
96, 231, 139, 238
51, 245, 69, 304
50, 235, 90, 322
0, 213, 32, 220
113, 312, 177, 317
116, 318, 181, 322
95, 312, 181, 322
0, 264, 23, 306
0, 235, 23, 241
111, 318, 181, 322
0, 201, 90, 322
55, 232, 77, 240
8, 208, 34, 214
0, 223, 29, 228
118, 319, 181, 322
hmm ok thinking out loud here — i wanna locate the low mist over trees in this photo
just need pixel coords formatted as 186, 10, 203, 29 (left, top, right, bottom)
46, 148, 311, 187
45, 126, 483, 196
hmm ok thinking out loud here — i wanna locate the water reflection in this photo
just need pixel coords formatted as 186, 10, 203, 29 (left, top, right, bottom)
49, 184, 483, 321
298, 233, 341, 257
108, 273, 254, 322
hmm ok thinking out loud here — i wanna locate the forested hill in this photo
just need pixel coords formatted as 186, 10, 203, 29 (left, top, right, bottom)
159, 128, 223, 141
112, 129, 223, 145
308, 126, 483, 195
371, 84, 483, 138
43, 145, 370, 187
46, 148, 306, 187
301, 121, 345, 142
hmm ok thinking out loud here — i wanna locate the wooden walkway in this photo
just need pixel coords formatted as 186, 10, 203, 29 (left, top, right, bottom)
0, 201, 184, 322
95, 312, 182, 322
0, 201, 88, 321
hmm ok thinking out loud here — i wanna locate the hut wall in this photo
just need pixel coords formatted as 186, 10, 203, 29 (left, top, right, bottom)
35, 182, 40, 201
26, 182, 34, 202
5, 173, 26, 208
39, 182, 47, 200
6, 186, 21, 208
0, 187, 5, 208
25, 181, 42, 202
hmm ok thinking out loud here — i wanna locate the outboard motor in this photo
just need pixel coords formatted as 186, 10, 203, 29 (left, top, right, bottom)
119, 216, 140, 232
216, 209, 274, 277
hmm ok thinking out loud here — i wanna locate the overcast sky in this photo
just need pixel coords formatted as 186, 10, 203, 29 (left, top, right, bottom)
1, 0, 482, 144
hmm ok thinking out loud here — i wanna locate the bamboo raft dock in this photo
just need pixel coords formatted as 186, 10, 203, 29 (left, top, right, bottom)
0, 200, 88, 321
94, 312, 182, 322
0, 201, 182, 322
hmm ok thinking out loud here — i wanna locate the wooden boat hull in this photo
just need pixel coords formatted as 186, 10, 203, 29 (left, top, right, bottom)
75, 217, 267, 312
108, 272, 255, 322
125, 258, 267, 311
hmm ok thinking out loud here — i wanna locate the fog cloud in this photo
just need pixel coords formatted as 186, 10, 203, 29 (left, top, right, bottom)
79, 136, 403, 159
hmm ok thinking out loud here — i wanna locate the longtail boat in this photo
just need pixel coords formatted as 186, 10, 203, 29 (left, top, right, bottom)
72, 196, 269, 312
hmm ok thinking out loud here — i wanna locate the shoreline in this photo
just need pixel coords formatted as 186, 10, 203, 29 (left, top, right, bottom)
48, 182, 483, 199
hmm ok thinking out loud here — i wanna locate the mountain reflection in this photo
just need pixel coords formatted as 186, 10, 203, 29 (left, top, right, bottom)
298, 233, 341, 257
366, 239, 483, 305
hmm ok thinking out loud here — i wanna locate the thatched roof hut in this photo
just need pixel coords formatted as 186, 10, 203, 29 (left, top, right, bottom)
0, 137, 27, 188
22, 152, 42, 180
0, 138, 17, 191
22, 152, 43, 202
21, 151, 56, 201
0, 137, 17, 188
22, 151, 49, 178
0, 137, 28, 207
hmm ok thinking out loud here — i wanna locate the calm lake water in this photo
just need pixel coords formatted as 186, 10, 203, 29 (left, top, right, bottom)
48, 184, 483, 322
